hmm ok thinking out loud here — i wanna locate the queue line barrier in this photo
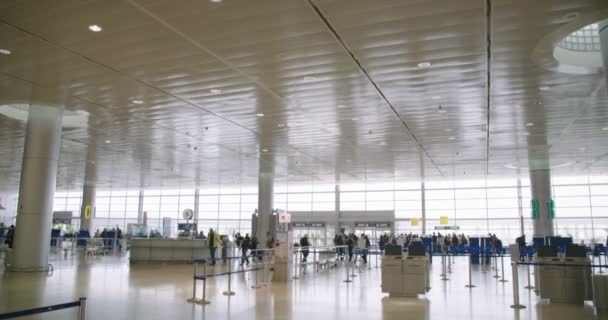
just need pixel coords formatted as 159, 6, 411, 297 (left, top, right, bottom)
0, 298, 87, 320
187, 255, 269, 305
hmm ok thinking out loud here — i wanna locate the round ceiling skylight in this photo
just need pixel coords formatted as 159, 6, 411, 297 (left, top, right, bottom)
557, 23, 600, 52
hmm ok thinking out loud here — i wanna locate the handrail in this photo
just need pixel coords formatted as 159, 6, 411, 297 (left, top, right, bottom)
0, 297, 86, 320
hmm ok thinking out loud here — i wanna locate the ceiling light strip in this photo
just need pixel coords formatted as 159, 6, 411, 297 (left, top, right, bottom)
484, 0, 492, 176
0, 18, 317, 180
305, 0, 443, 177
123, 0, 356, 180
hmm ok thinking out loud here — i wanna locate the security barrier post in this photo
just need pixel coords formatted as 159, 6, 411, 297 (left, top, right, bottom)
368, 249, 372, 270
447, 252, 452, 274
465, 252, 475, 288
493, 254, 500, 278
499, 253, 508, 282
223, 268, 236, 296
375, 247, 379, 268
441, 253, 448, 281
78, 297, 87, 320
509, 262, 525, 309
187, 261, 199, 303
197, 262, 210, 305
524, 262, 534, 289
351, 259, 357, 278
260, 252, 268, 286
343, 261, 352, 283
293, 249, 300, 280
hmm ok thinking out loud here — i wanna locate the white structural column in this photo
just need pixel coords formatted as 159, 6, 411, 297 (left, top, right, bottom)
11, 105, 63, 272
599, 20, 608, 83
136, 190, 144, 224
335, 185, 341, 234
256, 156, 274, 247
80, 147, 96, 231
421, 181, 426, 235
529, 169, 554, 237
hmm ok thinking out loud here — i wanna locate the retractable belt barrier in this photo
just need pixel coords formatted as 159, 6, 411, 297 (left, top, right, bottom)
0, 298, 87, 320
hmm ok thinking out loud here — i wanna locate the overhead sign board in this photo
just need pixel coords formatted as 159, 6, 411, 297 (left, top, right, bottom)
434, 226, 460, 230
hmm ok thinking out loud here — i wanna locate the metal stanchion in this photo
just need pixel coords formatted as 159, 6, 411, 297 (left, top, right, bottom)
351, 258, 358, 278
197, 262, 210, 305
343, 260, 352, 283
375, 247, 379, 268
509, 262, 526, 309
313, 248, 317, 273
251, 262, 261, 289
187, 261, 199, 303
223, 268, 236, 296
493, 254, 500, 278
78, 297, 87, 320
368, 249, 372, 270
293, 249, 300, 280
447, 252, 452, 274
260, 252, 268, 286
598, 254, 605, 274
465, 252, 475, 288
441, 253, 448, 281
524, 262, 534, 289
499, 253, 508, 282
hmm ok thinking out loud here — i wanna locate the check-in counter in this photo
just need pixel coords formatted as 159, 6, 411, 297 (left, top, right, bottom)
381, 253, 430, 297
129, 238, 210, 263
535, 255, 592, 303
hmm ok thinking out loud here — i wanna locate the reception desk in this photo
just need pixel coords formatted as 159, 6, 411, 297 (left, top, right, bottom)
129, 238, 210, 263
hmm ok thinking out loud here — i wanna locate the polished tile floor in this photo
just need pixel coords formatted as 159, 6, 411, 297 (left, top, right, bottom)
0, 252, 606, 320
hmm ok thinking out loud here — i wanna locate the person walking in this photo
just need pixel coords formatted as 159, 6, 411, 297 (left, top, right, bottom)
208, 228, 219, 265
346, 234, 355, 262
5, 225, 15, 249
300, 234, 311, 262
240, 234, 251, 266
221, 235, 230, 264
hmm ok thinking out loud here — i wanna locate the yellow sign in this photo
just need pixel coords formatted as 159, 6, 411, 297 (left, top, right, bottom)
440, 216, 449, 225
84, 204, 92, 220
411, 218, 419, 226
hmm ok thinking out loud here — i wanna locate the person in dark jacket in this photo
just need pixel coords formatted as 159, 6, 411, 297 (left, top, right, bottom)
5, 225, 15, 249
240, 234, 250, 266
363, 234, 371, 263
300, 234, 311, 262
346, 234, 355, 262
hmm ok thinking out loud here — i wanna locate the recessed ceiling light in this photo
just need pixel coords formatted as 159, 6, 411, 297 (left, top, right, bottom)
602, 127, 608, 131
277, 123, 285, 127
304, 76, 317, 81
262, 148, 269, 153
0, 49, 11, 55
536, 101, 543, 105
337, 104, 347, 109
346, 160, 352, 163
417, 62, 431, 68
351, 117, 359, 121
448, 136, 455, 140
210, 0, 222, 2
526, 122, 534, 127
438, 109, 447, 114
380, 141, 387, 146
431, 95, 442, 100
105, 140, 111, 143
88, 25, 102, 32
210, 89, 222, 94
256, 113, 265, 117
522, 132, 530, 136
539, 86, 551, 91
444, 128, 453, 132
562, 12, 579, 21
132, 99, 143, 104
579, 147, 587, 151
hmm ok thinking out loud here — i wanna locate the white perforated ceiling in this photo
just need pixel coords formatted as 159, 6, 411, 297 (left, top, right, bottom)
0, 0, 606, 191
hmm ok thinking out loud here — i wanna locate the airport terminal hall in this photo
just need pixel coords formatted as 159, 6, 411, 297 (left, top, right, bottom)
3, 0, 608, 319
